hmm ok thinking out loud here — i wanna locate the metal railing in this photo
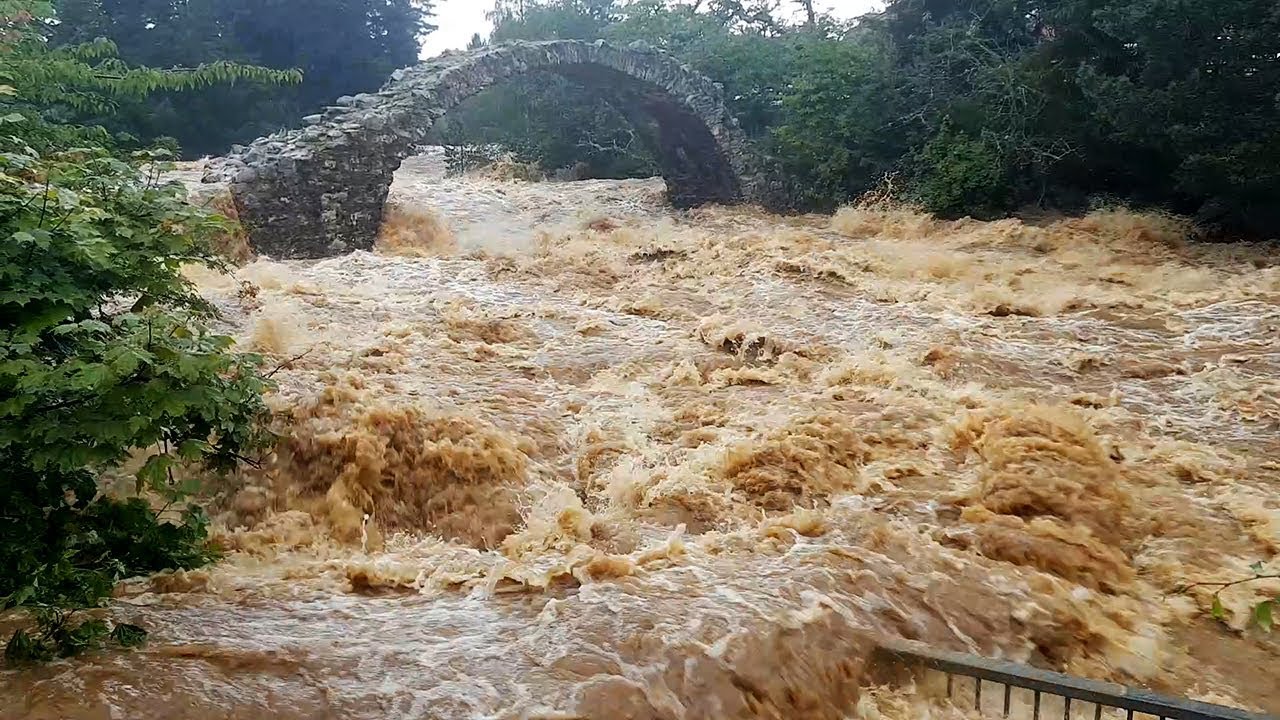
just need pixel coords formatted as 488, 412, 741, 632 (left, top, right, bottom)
872, 640, 1275, 720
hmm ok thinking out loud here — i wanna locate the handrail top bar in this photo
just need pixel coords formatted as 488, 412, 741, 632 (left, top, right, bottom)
874, 640, 1275, 720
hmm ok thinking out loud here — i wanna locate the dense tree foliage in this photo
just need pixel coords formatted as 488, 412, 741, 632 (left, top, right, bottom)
872, 0, 1280, 231
50, 0, 437, 157
47, 0, 1276, 234
442, 0, 1279, 236
1, 1, 279, 661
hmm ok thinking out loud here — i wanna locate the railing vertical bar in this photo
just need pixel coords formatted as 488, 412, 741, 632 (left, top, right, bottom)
976, 678, 983, 711
1126, 710, 1134, 720
1094, 703, 1102, 720
1034, 690, 1042, 720
1065, 697, 1072, 719
1003, 683, 1012, 718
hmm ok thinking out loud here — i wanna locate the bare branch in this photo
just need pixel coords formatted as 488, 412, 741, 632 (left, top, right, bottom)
264, 348, 314, 378
1173, 574, 1280, 595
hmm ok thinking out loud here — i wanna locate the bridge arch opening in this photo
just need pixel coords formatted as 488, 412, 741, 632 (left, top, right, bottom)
208, 40, 778, 259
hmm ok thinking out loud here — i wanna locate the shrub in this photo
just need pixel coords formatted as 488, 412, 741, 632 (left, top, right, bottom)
0, 140, 276, 660
0, 139, 273, 660
912, 125, 1014, 219
0, 2, 287, 661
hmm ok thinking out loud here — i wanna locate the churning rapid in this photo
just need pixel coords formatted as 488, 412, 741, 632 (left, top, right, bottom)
4, 153, 1279, 719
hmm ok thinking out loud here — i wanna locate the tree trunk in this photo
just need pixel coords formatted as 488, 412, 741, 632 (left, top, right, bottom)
797, 0, 816, 28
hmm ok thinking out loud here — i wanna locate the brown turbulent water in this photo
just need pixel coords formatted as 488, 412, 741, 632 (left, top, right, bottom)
3, 154, 1279, 719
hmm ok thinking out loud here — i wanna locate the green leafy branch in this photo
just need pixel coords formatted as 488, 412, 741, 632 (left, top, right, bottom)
1, 0, 283, 664
1178, 563, 1279, 633
0, 4, 301, 119
0, 141, 271, 664
5, 607, 147, 664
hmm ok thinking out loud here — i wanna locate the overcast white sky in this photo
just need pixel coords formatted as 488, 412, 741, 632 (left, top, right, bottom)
422, 0, 885, 57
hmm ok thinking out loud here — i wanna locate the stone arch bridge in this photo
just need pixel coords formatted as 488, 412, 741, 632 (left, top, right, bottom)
206, 40, 786, 258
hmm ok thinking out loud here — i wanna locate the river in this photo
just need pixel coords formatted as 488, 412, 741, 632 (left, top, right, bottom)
3, 155, 1278, 719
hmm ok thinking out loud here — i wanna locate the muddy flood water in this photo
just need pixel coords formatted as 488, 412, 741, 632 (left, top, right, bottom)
3, 155, 1279, 719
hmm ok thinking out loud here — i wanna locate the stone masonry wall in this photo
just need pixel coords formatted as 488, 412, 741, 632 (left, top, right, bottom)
204, 40, 786, 259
